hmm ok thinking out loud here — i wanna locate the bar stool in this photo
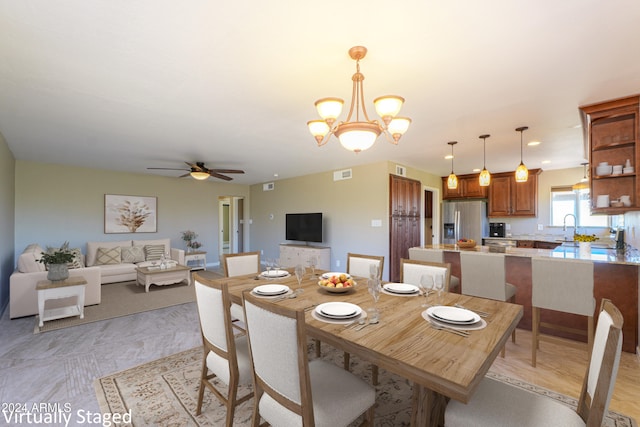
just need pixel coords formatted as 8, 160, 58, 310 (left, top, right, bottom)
459, 251, 516, 356
531, 257, 595, 367
408, 248, 459, 290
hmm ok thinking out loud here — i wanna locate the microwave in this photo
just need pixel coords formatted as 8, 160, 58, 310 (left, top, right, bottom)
489, 222, 506, 237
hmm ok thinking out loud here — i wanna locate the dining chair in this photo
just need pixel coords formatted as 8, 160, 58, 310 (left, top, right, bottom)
408, 247, 460, 291
193, 274, 254, 425
242, 290, 376, 427
222, 251, 261, 322
340, 253, 385, 382
459, 251, 516, 356
400, 258, 452, 291
445, 298, 624, 427
531, 257, 595, 367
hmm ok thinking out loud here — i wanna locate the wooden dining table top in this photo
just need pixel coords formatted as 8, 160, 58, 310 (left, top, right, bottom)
220, 269, 523, 405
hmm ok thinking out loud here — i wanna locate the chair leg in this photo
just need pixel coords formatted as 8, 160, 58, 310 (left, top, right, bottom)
362, 405, 375, 427
225, 377, 239, 427
314, 339, 321, 357
532, 306, 539, 367
372, 365, 379, 386
587, 316, 594, 354
343, 351, 351, 370
196, 355, 208, 415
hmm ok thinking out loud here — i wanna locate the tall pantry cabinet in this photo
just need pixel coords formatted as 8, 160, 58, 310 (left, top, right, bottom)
389, 175, 422, 282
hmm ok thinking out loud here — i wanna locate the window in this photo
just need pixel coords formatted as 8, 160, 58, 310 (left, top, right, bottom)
550, 186, 608, 228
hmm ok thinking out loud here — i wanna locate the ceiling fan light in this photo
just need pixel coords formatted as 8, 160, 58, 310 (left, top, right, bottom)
479, 168, 491, 187
315, 97, 344, 121
190, 171, 210, 180
515, 162, 529, 182
374, 95, 405, 123
447, 173, 458, 189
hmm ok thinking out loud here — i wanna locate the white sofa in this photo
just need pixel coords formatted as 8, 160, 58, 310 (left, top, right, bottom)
85, 238, 185, 284
10, 244, 102, 319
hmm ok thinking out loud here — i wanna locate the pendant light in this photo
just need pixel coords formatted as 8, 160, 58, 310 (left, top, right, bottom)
447, 141, 458, 189
572, 162, 590, 191
515, 126, 529, 182
479, 134, 491, 187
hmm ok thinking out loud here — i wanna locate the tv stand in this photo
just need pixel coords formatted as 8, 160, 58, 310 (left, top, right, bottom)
279, 244, 330, 270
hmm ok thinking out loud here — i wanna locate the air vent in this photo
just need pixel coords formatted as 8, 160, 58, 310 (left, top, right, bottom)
333, 169, 352, 181
263, 182, 275, 191
395, 165, 407, 176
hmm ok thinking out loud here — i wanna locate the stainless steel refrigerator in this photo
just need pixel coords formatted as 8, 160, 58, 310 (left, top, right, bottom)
443, 200, 488, 244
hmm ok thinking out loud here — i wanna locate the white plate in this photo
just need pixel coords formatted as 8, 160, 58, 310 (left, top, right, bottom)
315, 302, 361, 319
426, 306, 480, 325
383, 283, 419, 294
261, 270, 289, 278
253, 284, 290, 296
321, 272, 351, 279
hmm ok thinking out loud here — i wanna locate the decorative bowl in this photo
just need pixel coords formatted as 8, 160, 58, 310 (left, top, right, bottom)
457, 239, 477, 249
317, 281, 356, 293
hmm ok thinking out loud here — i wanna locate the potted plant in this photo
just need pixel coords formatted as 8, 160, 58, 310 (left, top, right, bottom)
181, 230, 203, 252
38, 241, 75, 281
574, 233, 598, 257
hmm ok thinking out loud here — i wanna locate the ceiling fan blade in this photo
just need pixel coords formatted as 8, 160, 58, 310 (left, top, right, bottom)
211, 169, 245, 174
147, 167, 190, 171
179, 173, 192, 178
184, 161, 204, 171
210, 172, 233, 181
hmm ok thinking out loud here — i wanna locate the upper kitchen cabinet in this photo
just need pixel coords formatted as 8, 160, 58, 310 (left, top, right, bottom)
580, 95, 640, 215
488, 169, 541, 217
441, 173, 488, 200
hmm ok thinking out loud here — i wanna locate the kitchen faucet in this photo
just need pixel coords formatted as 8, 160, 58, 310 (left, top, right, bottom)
563, 214, 579, 239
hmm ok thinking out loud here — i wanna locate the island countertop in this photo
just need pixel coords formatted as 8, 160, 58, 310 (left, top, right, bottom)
418, 244, 640, 266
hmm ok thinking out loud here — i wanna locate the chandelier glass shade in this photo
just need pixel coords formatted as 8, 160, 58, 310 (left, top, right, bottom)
190, 171, 210, 180
447, 141, 458, 189
515, 126, 529, 183
307, 46, 411, 153
479, 134, 491, 187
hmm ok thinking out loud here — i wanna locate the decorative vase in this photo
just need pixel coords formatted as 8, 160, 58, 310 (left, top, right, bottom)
47, 263, 69, 282
578, 242, 591, 257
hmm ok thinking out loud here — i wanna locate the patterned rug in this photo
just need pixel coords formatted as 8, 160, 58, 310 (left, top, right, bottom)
94, 345, 636, 427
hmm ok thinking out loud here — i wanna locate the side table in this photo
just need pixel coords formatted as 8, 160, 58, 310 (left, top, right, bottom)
36, 276, 87, 327
185, 251, 207, 270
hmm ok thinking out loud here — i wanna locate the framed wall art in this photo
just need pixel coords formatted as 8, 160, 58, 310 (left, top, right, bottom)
104, 194, 157, 233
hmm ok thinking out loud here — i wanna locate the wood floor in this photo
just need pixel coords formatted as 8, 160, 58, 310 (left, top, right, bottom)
490, 328, 640, 422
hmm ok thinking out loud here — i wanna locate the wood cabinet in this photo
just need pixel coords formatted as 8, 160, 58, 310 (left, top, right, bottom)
279, 244, 330, 270
580, 95, 640, 215
390, 175, 421, 282
488, 169, 541, 217
534, 241, 561, 250
442, 173, 488, 200
517, 240, 535, 248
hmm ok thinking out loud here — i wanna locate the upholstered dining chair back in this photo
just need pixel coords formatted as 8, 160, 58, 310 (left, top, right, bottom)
223, 251, 260, 277
459, 251, 512, 301
347, 253, 384, 279
444, 299, 623, 427
531, 257, 595, 366
400, 258, 452, 291
242, 291, 376, 426
408, 248, 461, 291
193, 274, 253, 424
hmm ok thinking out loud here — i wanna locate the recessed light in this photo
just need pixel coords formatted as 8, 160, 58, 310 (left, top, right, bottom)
528, 141, 541, 146
541, 160, 551, 164
274, 173, 279, 177
472, 168, 481, 172
444, 155, 453, 160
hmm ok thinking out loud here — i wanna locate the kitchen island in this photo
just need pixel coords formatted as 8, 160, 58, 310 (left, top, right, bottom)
411, 244, 639, 353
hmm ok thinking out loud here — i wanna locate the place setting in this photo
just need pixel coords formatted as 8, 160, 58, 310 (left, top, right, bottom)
311, 301, 367, 325
381, 282, 421, 297
250, 284, 293, 299
260, 258, 291, 279
421, 305, 487, 337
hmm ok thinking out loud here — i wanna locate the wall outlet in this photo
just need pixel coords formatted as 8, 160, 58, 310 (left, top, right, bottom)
336, 260, 341, 267
537, 224, 544, 231
260, 249, 264, 255
371, 219, 382, 227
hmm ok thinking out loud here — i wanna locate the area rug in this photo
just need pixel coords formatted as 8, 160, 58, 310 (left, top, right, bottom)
94, 345, 637, 427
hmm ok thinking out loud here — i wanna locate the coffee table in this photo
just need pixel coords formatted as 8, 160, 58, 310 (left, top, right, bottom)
136, 264, 191, 292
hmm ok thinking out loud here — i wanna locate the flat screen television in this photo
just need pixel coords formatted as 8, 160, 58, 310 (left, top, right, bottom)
286, 213, 323, 243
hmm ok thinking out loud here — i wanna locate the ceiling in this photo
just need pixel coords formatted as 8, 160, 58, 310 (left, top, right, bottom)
2, 1, 640, 185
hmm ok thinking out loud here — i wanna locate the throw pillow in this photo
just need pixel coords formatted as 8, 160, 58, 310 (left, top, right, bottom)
145, 244, 165, 261
67, 248, 84, 269
95, 247, 122, 265
121, 246, 145, 263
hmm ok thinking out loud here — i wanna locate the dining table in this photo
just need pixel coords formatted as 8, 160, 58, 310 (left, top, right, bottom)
217, 269, 523, 427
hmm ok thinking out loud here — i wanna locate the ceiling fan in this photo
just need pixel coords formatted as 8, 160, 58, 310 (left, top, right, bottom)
147, 162, 245, 181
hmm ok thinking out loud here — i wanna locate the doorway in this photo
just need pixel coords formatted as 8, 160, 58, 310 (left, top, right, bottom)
423, 186, 440, 245
218, 196, 245, 258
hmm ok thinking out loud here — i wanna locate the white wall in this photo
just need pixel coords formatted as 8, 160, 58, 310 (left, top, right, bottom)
0, 133, 15, 314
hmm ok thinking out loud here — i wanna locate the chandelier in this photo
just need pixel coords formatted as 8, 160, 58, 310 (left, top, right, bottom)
307, 46, 411, 153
